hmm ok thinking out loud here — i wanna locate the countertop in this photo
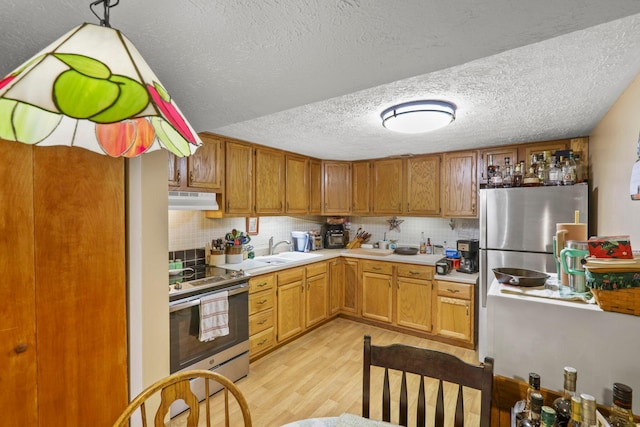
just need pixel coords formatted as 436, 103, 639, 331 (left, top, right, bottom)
220, 248, 478, 284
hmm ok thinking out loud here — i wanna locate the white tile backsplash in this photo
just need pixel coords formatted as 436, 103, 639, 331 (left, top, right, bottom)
168, 212, 479, 252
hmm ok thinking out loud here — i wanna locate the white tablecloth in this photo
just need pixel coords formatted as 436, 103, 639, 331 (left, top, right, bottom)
282, 413, 398, 427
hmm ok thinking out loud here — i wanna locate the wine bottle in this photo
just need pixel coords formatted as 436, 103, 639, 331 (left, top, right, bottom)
519, 392, 544, 427
542, 406, 557, 427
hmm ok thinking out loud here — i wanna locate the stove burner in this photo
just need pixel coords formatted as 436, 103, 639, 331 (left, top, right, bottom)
169, 263, 249, 301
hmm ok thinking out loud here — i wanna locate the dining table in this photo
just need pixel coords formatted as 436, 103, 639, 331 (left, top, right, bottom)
281, 413, 399, 426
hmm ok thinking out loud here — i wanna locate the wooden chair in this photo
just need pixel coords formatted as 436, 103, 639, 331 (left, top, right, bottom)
363, 335, 494, 427
112, 369, 252, 427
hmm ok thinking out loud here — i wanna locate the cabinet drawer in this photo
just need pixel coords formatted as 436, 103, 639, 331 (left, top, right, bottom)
361, 260, 393, 275
250, 327, 275, 355
249, 273, 275, 293
249, 308, 274, 335
249, 289, 274, 315
396, 264, 433, 280
436, 281, 471, 299
306, 262, 327, 277
277, 267, 304, 285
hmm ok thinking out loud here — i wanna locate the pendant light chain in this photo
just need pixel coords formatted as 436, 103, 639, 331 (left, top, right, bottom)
90, 0, 120, 27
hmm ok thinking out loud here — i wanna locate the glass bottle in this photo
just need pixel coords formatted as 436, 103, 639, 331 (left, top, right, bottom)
523, 166, 541, 187
491, 165, 503, 188
580, 394, 597, 427
513, 162, 523, 187
552, 366, 577, 427
503, 157, 513, 187
562, 155, 576, 186
526, 373, 542, 412
608, 383, 635, 427
519, 392, 544, 427
573, 154, 584, 183
426, 237, 432, 254
542, 406, 557, 427
420, 232, 427, 254
548, 156, 562, 186
537, 157, 549, 185
486, 154, 497, 187
567, 396, 582, 427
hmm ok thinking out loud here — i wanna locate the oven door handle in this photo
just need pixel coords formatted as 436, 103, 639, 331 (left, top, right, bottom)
169, 283, 248, 313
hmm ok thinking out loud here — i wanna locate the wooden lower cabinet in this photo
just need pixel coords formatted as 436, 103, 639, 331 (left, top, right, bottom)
329, 258, 359, 316
276, 268, 306, 342
249, 273, 276, 359
433, 280, 474, 345
395, 264, 433, 332
305, 263, 328, 328
361, 261, 393, 323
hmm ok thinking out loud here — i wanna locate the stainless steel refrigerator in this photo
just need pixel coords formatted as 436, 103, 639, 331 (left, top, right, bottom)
478, 183, 588, 360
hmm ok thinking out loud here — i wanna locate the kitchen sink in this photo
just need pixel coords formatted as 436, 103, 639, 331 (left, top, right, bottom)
251, 256, 290, 265
271, 252, 322, 260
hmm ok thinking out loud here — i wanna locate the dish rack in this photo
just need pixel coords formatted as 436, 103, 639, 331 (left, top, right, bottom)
584, 257, 640, 316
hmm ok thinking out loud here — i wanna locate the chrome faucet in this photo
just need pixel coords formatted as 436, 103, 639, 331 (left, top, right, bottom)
269, 236, 292, 255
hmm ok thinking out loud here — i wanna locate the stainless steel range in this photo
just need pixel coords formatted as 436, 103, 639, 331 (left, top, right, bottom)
169, 264, 250, 416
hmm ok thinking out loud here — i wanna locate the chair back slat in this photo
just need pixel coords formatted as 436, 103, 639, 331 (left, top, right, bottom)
454, 384, 464, 427
417, 376, 426, 427
435, 379, 444, 427
362, 335, 494, 427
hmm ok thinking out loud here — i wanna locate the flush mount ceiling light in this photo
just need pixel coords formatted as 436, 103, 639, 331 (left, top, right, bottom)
381, 100, 456, 134
0, 0, 202, 158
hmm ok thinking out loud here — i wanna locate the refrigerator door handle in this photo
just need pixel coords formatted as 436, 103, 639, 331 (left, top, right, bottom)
480, 249, 488, 308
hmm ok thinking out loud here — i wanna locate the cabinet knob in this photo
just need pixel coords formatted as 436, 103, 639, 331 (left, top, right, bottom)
176, 170, 181, 184
388, 278, 391, 288
14, 343, 28, 354
189, 170, 194, 185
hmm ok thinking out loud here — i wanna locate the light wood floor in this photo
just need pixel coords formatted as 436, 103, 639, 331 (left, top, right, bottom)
170, 318, 480, 426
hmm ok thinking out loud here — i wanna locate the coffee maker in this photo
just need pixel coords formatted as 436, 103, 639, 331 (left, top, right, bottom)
456, 239, 479, 273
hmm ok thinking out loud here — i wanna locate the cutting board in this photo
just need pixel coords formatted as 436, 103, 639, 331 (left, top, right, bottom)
345, 248, 394, 256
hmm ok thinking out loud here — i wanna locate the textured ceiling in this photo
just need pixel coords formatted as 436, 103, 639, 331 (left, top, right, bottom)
2, 1, 640, 160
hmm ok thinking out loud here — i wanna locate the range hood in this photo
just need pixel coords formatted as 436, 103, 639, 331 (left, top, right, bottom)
168, 191, 219, 211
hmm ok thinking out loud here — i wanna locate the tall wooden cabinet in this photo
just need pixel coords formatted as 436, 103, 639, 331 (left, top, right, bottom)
254, 147, 285, 214
352, 160, 371, 214
322, 161, 351, 215
371, 158, 403, 214
2, 142, 127, 427
225, 140, 254, 215
285, 154, 309, 214
305, 263, 328, 328
442, 150, 478, 217
405, 154, 440, 216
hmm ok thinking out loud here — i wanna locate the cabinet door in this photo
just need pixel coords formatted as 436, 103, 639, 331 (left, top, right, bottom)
406, 155, 440, 216
435, 296, 472, 342
322, 161, 351, 215
396, 277, 432, 332
225, 141, 253, 215
167, 152, 183, 188
328, 260, 342, 315
285, 154, 309, 214
306, 273, 328, 327
277, 280, 305, 342
186, 135, 224, 191
352, 161, 371, 214
478, 146, 518, 186
343, 259, 359, 315
371, 158, 403, 214
442, 150, 477, 217
1, 142, 37, 426
521, 140, 569, 165
362, 272, 393, 323
309, 159, 323, 214
255, 147, 285, 214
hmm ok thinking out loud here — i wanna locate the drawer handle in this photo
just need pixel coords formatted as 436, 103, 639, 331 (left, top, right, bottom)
409, 271, 420, 275
257, 282, 268, 288
258, 339, 268, 346
257, 299, 268, 305
447, 288, 460, 293
372, 267, 382, 271
257, 319, 267, 325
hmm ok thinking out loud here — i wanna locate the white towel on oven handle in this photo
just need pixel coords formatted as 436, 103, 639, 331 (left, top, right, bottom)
199, 290, 229, 342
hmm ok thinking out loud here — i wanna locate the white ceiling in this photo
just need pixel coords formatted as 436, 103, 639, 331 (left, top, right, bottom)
2, 1, 640, 160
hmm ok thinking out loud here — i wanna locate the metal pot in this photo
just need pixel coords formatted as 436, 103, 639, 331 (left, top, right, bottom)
492, 268, 549, 287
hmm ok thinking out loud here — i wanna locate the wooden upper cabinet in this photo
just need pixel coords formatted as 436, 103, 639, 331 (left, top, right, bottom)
352, 161, 371, 215
255, 147, 285, 214
478, 146, 518, 186
168, 133, 224, 192
309, 159, 323, 215
442, 150, 477, 218
405, 155, 440, 216
371, 158, 403, 214
285, 154, 309, 214
322, 161, 351, 215
521, 139, 569, 165
225, 140, 254, 215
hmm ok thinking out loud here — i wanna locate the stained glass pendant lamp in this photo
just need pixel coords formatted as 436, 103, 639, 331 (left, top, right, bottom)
0, 0, 202, 157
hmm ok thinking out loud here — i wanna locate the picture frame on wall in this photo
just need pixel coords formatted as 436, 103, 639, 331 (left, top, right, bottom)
246, 217, 259, 235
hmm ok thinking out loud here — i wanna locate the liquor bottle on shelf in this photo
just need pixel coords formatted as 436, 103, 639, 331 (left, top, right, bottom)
503, 157, 513, 187
419, 232, 427, 254
541, 406, 557, 427
537, 157, 549, 185
608, 383, 635, 427
486, 154, 497, 187
513, 161, 523, 187
573, 154, 584, 183
518, 392, 544, 427
562, 155, 576, 186
580, 394, 597, 427
567, 396, 581, 427
426, 237, 432, 254
552, 366, 577, 427
523, 166, 541, 187
548, 156, 562, 186
491, 165, 503, 188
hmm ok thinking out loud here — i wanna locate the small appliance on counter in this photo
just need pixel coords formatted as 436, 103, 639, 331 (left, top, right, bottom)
291, 231, 310, 252
436, 258, 452, 275
309, 231, 323, 251
322, 223, 346, 249
457, 239, 479, 273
